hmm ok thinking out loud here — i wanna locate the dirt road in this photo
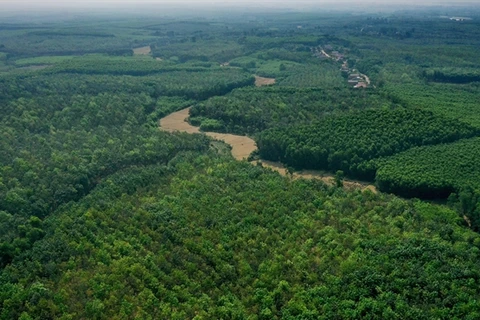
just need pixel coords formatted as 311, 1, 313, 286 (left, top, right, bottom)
321, 50, 331, 58
159, 107, 376, 192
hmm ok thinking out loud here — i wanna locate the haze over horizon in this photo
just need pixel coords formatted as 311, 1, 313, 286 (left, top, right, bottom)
3, 0, 480, 11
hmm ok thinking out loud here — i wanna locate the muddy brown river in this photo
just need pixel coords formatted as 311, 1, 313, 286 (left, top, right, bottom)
160, 107, 376, 192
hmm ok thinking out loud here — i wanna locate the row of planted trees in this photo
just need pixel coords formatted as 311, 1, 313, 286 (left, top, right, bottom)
256, 108, 479, 180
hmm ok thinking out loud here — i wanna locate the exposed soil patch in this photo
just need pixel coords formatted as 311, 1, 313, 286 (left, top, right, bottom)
133, 46, 152, 55
255, 75, 276, 87
159, 107, 377, 193
206, 132, 256, 160
257, 160, 377, 192
159, 108, 200, 134
159, 108, 256, 160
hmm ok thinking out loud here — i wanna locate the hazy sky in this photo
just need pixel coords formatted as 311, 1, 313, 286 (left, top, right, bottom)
2, 0, 479, 14
3, 0, 480, 7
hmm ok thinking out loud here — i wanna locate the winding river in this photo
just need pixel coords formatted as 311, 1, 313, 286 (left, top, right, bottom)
160, 107, 377, 193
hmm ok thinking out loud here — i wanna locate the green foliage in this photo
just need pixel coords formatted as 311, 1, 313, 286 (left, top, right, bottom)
449, 188, 480, 233
0, 95, 209, 216
256, 108, 479, 179
0, 29, 134, 56
152, 40, 244, 62
3, 10, 480, 320
243, 35, 321, 49
0, 69, 254, 101
45, 56, 252, 79
383, 81, 480, 127
334, 170, 345, 188
190, 86, 392, 134
423, 68, 480, 84
0, 65, 236, 266
376, 137, 480, 199
1, 157, 480, 319
276, 63, 346, 88
199, 119, 225, 132
255, 59, 302, 78
258, 48, 316, 64
13, 56, 77, 67
229, 56, 263, 69
357, 23, 480, 126
149, 96, 195, 121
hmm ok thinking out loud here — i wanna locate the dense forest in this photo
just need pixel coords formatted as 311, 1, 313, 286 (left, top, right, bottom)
256, 108, 479, 180
1, 5, 480, 319
375, 137, 480, 199
190, 87, 392, 135
3, 156, 480, 319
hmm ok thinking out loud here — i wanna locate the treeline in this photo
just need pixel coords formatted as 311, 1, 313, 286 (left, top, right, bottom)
2, 155, 480, 319
0, 32, 134, 57
382, 79, 480, 127
228, 56, 341, 84
27, 31, 116, 38
46, 57, 213, 75
190, 86, 393, 134
256, 48, 315, 64
12, 55, 76, 67
0, 69, 255, 101
256, 108, 479, 180
276, 63, 346, 88
151, 40, 244, 63
242, 35, 322, 49
375, 137, 480, 199
423, 68, 480, 84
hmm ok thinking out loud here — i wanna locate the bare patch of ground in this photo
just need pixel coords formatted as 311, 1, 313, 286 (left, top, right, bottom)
159, 108, 256, 160
255, 75, 276, 87
206, 132, 256, 160
159, 108, 200, 134
133, 46, 152, 55
257, 160, 377, 193
159, 107, 377, 193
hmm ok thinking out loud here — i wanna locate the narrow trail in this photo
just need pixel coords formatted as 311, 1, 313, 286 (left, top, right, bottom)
160, 107, 377, 193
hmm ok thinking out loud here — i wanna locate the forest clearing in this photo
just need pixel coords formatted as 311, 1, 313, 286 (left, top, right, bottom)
133, 46, 152, 55
254, 75, 276, 86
